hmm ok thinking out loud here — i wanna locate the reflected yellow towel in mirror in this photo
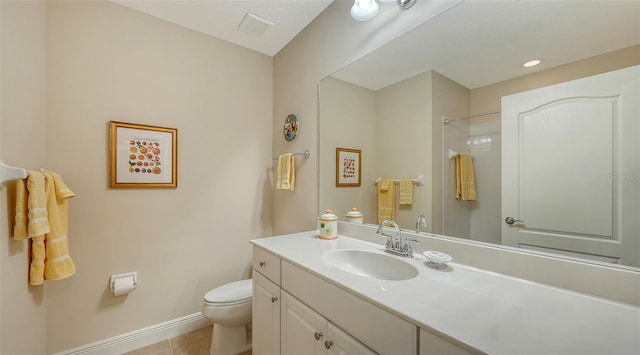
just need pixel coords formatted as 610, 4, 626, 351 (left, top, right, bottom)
377, 178, 395, 223
399, 179, 413, 205
455, 154, 477, 201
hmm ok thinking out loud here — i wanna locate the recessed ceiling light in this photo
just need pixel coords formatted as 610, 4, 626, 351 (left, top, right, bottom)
522, 58, 544, 68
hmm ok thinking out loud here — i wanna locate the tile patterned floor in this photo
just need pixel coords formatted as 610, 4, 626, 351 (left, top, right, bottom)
124, 325, 252, 355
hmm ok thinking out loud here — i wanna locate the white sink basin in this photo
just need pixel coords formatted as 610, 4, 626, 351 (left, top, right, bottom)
323, 249, 418, 281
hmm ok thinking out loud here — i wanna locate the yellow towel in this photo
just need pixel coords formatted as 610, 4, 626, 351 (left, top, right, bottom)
456, 154, 477, 201
12, 171, 76, 285
377, 178, 395, 223
41, 171, 76, 282
20, 171, 49, 285
379, 178, 390, 192
276, 153, 295, 191
49, 171, 75, 200
399, 179, 413, 205
14, 178, 29, 240
26, 171, 50, 238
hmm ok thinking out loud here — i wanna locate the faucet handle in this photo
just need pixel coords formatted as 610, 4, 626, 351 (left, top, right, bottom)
378, 231, 393, 248
402, 238, 419, 254
402, 237, 419, 251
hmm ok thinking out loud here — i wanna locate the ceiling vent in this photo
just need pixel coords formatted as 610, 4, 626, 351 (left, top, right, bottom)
238, 13, 273, 37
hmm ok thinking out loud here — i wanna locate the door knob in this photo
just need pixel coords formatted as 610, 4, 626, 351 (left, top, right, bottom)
271, 296, 278, 303
505, 217, 524, 225
314, 332, 323, 340
324, 340, 333, 349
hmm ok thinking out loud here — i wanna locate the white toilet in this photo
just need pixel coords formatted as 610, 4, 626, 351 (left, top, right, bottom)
201, 279, 253, 355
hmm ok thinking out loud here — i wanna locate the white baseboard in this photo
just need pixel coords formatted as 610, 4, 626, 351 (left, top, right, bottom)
55, 312, 211, 355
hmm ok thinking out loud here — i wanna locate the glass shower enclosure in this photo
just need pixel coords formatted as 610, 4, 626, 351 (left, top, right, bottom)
442, 113, 502, 244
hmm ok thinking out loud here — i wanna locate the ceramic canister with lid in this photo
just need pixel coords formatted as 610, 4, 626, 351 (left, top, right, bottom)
345, 208, 363, 224
319, 209, 338, 240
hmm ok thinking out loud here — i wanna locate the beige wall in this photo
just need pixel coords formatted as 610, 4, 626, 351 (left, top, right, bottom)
0, 1, 48, 354
2, 1, 273, 352
375, 73, 430, 228
319, 73, 432, 229
431, 71, 470, 235
272, 0, 463, 234
319, 77, 377, 224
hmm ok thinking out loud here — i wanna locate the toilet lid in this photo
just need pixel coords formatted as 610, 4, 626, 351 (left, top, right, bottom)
204, 279, 252, 305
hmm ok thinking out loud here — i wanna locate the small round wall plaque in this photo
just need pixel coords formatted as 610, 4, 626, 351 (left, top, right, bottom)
283, 114, 298, 141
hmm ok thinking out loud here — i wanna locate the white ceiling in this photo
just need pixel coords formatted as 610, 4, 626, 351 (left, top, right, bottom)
332, 0, 640, 90
112, 0, 334, 57
111, 0, 639, 87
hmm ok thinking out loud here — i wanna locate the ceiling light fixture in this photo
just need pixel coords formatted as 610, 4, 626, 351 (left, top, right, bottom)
522, 58, 544, 68
351, 0, 379, 21
351, 0, 416, 21
397, 0, 417, 9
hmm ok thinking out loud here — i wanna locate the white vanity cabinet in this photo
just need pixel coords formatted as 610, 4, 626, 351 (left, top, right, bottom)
252, 232, 640, 355
281, 291, 376, 355
252, 247, 281, 355
281, 261, 417, 354
252, 243, 473, 355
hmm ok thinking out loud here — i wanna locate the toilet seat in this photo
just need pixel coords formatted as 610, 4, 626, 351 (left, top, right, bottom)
204, 279, 252, 306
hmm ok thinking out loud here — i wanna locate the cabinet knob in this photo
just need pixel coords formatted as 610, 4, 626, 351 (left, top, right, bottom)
324, 340, 333, 349
314, 332, 323, 341
271, 296, 278, 303
259, 261, 266, 267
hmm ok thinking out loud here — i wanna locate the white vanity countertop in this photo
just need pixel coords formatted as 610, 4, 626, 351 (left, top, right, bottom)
251, 231, 640, 355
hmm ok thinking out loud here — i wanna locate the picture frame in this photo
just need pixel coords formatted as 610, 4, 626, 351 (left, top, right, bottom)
336, 148, 361, 187
109, 121, 177, 188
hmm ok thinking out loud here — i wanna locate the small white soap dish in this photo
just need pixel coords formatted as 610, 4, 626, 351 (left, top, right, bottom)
423, 251, 452, 270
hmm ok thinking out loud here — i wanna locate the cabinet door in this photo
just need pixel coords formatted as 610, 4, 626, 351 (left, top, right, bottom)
326, 323, 377, 355
253, 272, 281, 355
281, 291, 326, 355
419, 329, 473, 355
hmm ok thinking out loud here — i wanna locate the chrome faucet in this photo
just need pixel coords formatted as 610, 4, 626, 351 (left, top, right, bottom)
415, 215, 427, 234
377, 220, 419, 258
377, 220, 401, 249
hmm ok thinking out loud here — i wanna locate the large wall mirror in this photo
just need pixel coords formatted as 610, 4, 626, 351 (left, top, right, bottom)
319, 1, 640, 270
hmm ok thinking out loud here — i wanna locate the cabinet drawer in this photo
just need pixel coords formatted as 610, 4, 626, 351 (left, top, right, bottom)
253, 246, 281, 285
282, 261, 417, 355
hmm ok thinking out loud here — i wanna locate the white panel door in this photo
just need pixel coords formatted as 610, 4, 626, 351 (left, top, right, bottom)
253, 272, 281, 355
281, 291, 326, 355
502, 65, 640, 266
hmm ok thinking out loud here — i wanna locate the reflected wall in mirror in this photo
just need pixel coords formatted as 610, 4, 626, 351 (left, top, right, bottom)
319, 0, 640, 269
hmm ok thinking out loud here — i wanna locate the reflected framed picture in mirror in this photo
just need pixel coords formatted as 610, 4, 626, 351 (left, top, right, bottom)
336, 148, 361, 187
